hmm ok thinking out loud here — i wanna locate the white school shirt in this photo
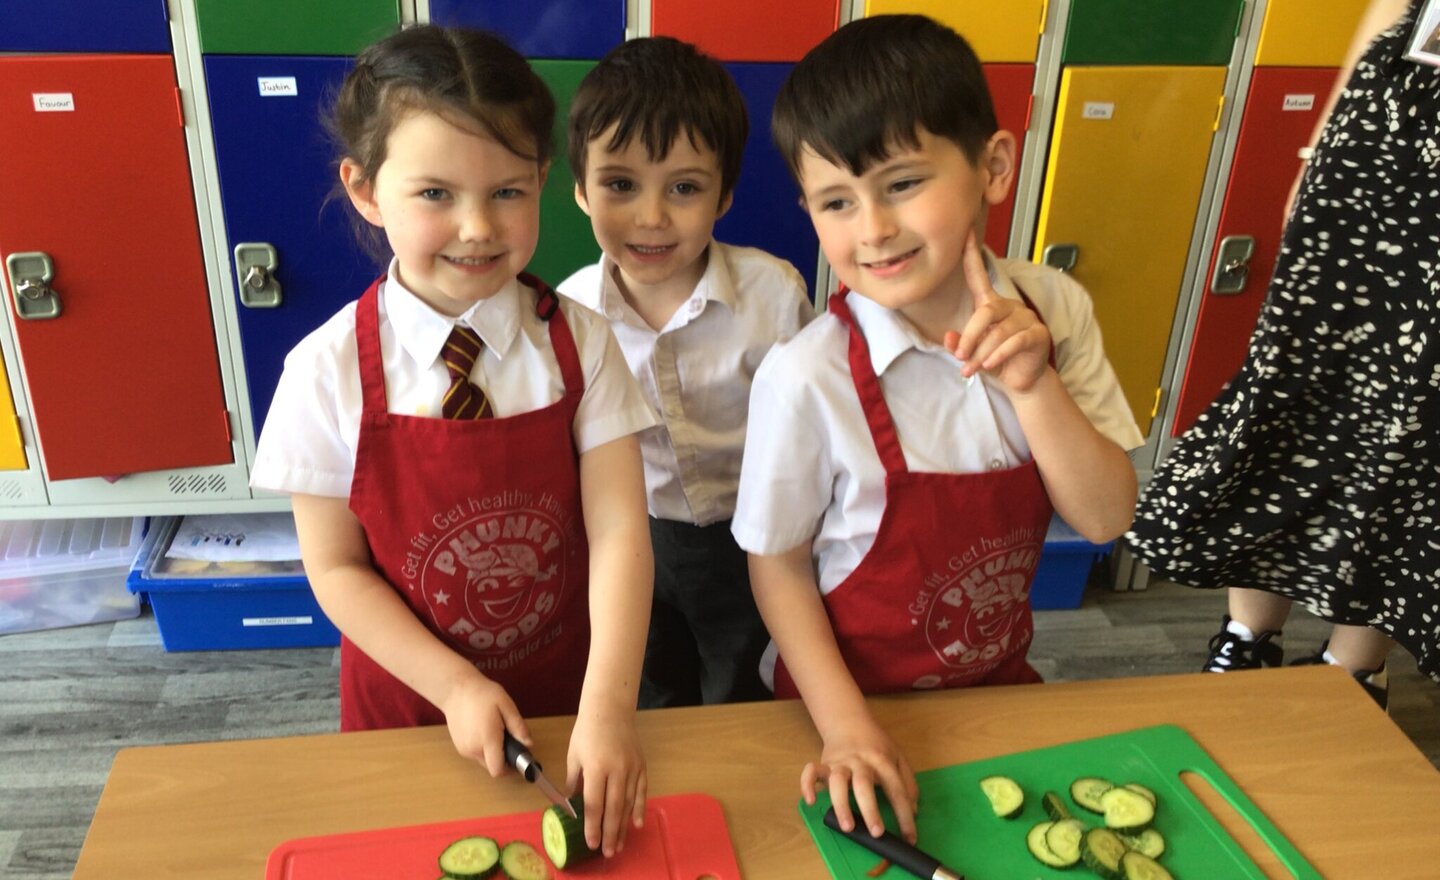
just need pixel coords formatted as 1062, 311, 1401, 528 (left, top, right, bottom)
558, 241, 813, 526
731, 251, 1144, 594
250, 259, 658, 499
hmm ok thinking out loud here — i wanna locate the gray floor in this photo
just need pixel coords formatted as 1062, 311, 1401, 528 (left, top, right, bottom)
1, 579, 1436, 879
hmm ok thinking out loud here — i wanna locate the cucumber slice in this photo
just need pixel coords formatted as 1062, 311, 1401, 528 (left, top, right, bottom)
438, 836, 501, 879
1025, 821, 1072, 868
499, 840, 550, 880
1124, 782, 1158, 805
979, 775, 1025, 819
1119, 828, 1167, 859
1042, 790, 1072, 822
1121, 850, 1175, 880
1070, 776, 1114, 814
1081, 827, 1129, 880
1043, 818, 1084, 866
1100, 786, 1156, 832
540, 797, 595, 870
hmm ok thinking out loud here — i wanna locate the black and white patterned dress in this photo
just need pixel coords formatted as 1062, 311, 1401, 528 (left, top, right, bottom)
1126, 0, 1440, 682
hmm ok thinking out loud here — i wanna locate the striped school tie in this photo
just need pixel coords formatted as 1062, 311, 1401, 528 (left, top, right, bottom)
440, 325, 492, 419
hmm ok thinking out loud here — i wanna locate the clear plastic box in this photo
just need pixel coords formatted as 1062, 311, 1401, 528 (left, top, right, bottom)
0, 517, 145, 635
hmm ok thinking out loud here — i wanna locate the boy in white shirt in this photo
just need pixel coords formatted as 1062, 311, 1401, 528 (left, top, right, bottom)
559, 36, 813, 708
732, 15, 1143, 842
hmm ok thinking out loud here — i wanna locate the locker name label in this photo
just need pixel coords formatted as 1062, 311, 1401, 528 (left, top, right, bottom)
1082, 101, 1115, 120
257, 77, 299, 97
32, 93, 75, 112
242, 615, 314, 627
1282, 94, 1316, 111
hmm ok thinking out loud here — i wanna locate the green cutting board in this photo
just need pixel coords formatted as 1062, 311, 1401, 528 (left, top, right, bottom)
800, 725, 1321, 879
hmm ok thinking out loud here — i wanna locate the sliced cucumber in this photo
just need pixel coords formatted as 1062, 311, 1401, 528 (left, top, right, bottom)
1100, 786, 1156, 832
979, 775, 1025, 819
1119, 828, 1167, 859
1124, 782, 1158, 805
1070, 776, 1114, 814
1042, 790, 1072, 822
540, 797, 595, 870
1043, 818, 1084, 867
499, 840, 550, 880
438, 836, 501, 879
1081, 827, 1129, 880
1120, 850, 1175, 880
1025, 821, 1072, 868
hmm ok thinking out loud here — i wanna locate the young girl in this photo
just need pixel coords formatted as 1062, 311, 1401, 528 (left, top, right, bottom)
249, 25, 656, 857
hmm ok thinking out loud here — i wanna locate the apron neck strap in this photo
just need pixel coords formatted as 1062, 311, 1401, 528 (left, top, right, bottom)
355, 276, 389, 415
828, 288, 909, 476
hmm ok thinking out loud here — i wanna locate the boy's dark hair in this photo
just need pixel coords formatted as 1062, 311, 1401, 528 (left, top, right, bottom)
772, 15, 997, 182
567, 36, 748, 203
328, 25, 555, 260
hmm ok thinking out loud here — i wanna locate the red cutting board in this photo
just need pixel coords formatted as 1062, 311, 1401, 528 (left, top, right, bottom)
265, 793, 739, 879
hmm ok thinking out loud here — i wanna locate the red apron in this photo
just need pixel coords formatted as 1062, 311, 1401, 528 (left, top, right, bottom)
341, 274, 590, 730
774, 289, 1053, 698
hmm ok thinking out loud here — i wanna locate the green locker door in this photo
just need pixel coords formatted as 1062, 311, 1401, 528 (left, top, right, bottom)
863, 0, 1045, 62
193, 0, 399, 55
1063, 0, 1242, 65
530, 61, 600, 287
1254, 0, 1370, 67
1033, 65, 1225, 434
0, 350, 24, 470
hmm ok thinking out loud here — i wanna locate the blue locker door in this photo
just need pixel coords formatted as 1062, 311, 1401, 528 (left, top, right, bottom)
429, 0, 625, 59
719, 63, 821, 298
205, 56, 378, 435
0, 0, 170, 53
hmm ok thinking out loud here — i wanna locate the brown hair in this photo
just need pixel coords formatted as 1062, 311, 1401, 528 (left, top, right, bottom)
328, 24, 555, 260
772, 15, 997, 182
567, 36, 748, 203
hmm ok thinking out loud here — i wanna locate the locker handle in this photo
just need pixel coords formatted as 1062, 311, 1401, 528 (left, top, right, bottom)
234, 242, 283, 308
1042, 243, 1079, 273
5, 252, 62, 320
1210, 235, 1254, 295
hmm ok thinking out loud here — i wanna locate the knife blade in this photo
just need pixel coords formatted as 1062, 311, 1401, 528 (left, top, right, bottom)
823, 807, 964, 880
503, 731, 578, 819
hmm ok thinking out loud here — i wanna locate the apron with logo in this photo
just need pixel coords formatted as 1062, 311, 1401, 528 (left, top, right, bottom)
774, 288, 1053, 698
341, 275, 590, 730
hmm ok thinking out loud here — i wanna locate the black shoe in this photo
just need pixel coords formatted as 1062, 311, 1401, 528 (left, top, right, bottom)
1289, 642, 1389, 711
1203, 615, 1284, 672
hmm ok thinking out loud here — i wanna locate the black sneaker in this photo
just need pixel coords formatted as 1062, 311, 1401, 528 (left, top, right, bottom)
1203, 615, 1284, 672
1289, 642, 1389, 711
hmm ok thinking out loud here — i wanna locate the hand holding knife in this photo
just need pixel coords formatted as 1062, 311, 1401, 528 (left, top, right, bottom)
823, 807, 964, 880
503, 730, 578, 819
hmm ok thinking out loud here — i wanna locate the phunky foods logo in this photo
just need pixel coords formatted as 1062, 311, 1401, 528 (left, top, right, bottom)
908, 526, 1042, 687
402, 491, 575, 663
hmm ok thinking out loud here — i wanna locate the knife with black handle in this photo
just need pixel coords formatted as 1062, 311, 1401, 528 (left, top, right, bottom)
823, 807, 964, 880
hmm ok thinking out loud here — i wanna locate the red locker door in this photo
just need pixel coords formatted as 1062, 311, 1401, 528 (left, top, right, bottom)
1172, 67, 1335, 435
982, 63, 1033, 256
652, 0, 839, 62
0, 55, 232, 481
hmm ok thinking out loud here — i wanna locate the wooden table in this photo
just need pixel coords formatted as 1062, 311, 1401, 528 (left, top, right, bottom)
73, 666, 1440, 878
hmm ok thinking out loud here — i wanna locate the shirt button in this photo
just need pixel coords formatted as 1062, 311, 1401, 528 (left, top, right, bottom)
988, 459, 1005, 471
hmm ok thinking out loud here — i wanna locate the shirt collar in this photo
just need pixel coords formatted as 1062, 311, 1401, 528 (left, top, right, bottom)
380, 258, 524, 368
595, 242, 735, 327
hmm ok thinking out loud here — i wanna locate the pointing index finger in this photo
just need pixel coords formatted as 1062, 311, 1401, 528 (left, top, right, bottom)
963, 231, 996, 307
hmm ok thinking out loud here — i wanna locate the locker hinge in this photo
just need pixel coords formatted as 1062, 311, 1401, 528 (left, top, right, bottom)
222, 410, 233, 444
174, 87, 185, 128
1151, 387, 1165, 420
1212, 94, 1225, 132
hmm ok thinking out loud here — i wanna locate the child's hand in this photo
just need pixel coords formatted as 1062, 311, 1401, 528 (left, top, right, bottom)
945, 232, 1052, 395
441, 674, 531, 777
801, 717, 920, 844
567, 709, 647, 858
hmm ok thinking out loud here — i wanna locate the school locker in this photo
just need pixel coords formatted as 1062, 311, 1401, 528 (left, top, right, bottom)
0, 0, 171, 53
982, 64, 1034, 257
0, 350, 25, 471
204, 56, 377, 437
1171, 68, 1336, 435
191, 0, 399, 56
653, 0, 839, 63
1063, 0, 1243, 65
1253, 0, 1371, 67
1032, 65, 1226, 435
429, 0, 625, 59
862, 0, 1045, 63
718, 64, 822, 298
0, 55, 232, 481
529, 61, 604, 287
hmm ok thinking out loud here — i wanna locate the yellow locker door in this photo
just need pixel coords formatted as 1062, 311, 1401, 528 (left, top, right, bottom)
1254, 0, 1370, 67
1033, 66, 1225, 434
863, 0, 1045, 62
0, 349, 25, 470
